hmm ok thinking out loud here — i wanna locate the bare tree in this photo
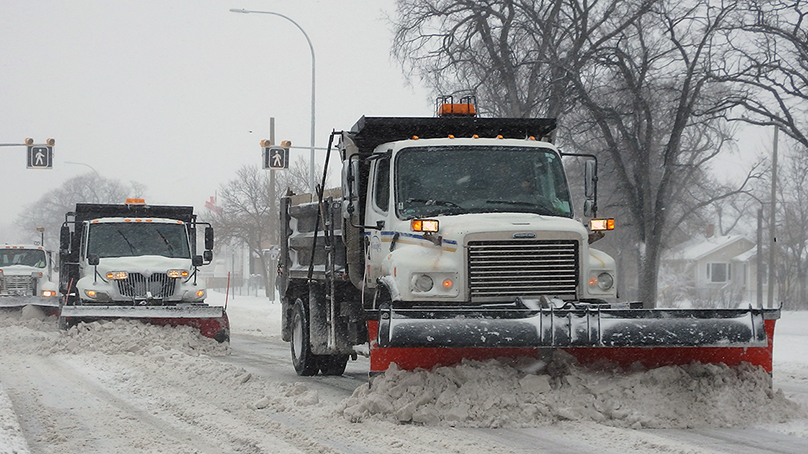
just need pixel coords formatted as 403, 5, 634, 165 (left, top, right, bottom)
392, 0, 656, 118
15, 173, 137, 249
720, 0, 808, 149
775, 146, 808, 308
209, 161, 321, 297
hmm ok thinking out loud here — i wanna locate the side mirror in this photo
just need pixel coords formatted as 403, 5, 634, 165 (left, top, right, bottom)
88, 254, 100, 266
203, 250, 213, 263
584, 160, 596, 199
583, 160, 597, 217
204, 227, 214, 251
193, 255, 204, 267
60, 225, 70, 251
341, 159, 359, 220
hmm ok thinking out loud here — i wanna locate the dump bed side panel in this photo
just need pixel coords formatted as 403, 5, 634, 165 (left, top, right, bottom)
280, 190, 348, 282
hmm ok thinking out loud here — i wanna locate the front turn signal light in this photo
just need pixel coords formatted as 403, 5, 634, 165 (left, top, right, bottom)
167, 269, 190, 278
590, 218, 615, 231
106, 271, 129, 280
411, 219, 439, 232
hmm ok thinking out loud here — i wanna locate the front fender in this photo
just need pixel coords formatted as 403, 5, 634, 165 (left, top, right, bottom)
380, 243, 464, 302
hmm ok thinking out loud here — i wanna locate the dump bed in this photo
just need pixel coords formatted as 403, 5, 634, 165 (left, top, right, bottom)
279, 189, 348, 282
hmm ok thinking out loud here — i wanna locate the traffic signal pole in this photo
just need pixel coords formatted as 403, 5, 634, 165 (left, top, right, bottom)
1, 139, 55, 169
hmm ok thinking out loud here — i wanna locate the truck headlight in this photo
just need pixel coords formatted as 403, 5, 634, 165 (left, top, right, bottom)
167, 269, 190, 278
589, 272, 614, 291
106, 271, 128, 280
412, 274, 434, 292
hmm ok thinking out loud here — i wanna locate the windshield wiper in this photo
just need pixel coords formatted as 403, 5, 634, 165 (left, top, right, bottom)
116, 229, 137, 255
155, 229, 175, 257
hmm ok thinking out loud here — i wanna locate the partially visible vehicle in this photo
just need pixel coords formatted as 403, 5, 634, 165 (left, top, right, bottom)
0, 244, 59, 314
58, 199, 229, 341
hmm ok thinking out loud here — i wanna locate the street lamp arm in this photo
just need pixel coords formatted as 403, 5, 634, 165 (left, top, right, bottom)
229, 9, 315, 61
230, 8, 317, 193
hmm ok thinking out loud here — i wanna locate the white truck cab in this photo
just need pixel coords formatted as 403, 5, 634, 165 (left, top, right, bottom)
0, 244, 59, 312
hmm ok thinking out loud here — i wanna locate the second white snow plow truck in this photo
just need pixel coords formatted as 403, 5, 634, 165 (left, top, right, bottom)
0, 244, 59, 315
58, 199, 229, 342
278, 99, 779, 376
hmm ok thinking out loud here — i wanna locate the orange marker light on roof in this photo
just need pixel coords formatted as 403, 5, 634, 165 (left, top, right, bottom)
125, 198, 146, 205
438, 103, 476, 116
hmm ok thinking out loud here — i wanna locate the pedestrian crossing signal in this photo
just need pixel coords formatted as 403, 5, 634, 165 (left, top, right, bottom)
263, 144, 289, 170
27, 144, 53, 169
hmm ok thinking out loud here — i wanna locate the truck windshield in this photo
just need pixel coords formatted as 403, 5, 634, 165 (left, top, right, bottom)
395, 146, 573, 219
0, 249, 47, 268
87, 222, 191, 259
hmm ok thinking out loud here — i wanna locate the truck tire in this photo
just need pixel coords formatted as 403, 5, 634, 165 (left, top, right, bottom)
291, 298, 320, 376
319, 355, 349, 376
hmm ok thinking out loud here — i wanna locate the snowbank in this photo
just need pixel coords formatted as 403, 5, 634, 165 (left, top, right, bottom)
341, 352, 802, 428
1, 297, 807, 450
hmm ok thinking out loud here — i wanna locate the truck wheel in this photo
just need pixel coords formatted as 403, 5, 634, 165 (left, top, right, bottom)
319, 355, 349, 376
291, 298, 320, 376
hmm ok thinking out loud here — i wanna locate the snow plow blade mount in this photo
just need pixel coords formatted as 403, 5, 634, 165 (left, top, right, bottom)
59, 305, 230, 342
370, 306, 780, 373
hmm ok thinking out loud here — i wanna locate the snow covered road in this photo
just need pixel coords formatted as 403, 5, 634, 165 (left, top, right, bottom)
1, 293, 807, 453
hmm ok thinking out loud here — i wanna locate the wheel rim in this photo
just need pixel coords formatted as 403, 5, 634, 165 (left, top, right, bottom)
292, 310, 303, 363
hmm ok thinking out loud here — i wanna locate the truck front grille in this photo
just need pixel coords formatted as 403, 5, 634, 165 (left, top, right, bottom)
468, 240, 579, 302
116, 273, 176, 299
0, 276, 35, 296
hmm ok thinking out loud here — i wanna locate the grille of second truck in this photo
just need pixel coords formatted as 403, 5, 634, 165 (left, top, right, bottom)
468, 240, 579, 301
116, 273, 176, 299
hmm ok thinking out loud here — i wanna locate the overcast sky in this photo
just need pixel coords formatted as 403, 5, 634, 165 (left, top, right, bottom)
1, 0, 778, 245
0, 0, 431, 242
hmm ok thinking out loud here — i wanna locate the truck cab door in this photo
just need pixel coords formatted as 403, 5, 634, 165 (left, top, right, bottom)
363, 157, 391, 288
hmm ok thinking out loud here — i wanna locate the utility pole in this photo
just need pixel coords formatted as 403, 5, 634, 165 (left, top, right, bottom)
268, 118, 277, 302
767, 126, 778, 308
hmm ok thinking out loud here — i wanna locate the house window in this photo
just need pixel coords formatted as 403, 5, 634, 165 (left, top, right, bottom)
707, 263, 731, 283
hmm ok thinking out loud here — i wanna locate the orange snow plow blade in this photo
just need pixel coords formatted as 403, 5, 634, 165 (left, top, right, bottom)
369, 306, 780, 374
58, 305, 230, 342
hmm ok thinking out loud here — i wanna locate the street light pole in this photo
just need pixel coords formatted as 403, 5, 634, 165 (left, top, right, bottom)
230, 8, 317, 194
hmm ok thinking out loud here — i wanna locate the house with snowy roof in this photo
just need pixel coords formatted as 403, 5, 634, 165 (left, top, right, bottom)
659, 233, 773, 307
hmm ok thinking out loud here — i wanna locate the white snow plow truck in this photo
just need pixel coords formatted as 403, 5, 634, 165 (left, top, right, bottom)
0, 244, 59, 314
58, 199, 229, 342
278, 98, 779, 376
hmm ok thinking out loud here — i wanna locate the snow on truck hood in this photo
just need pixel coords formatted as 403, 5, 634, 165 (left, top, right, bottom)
93, 255, 192, 275
0, 264, 45, 275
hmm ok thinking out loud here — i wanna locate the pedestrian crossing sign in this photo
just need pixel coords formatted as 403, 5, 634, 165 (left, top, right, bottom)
263, 145, 289, 170
27, 145, 53, 169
